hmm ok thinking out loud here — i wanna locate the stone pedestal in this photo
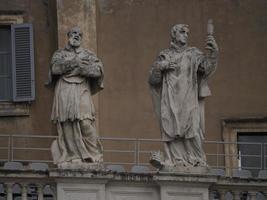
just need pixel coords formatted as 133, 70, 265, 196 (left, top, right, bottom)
160, 184, 209, 200
106, 185, 159, 200
50, 169, 217, 200
161, 165, 209, 174
57, 183, 105, 200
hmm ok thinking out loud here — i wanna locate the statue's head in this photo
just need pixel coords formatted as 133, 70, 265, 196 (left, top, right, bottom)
67, 27, 83, 48
171, 24, 189, 46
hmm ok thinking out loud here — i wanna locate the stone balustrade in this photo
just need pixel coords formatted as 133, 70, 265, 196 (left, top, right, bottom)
210, 177, 267, 199
0, 169, 56, 200
0, 166, 267, 200
0, 183, 55, 200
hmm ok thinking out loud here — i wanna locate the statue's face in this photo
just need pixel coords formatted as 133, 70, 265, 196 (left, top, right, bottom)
68, 30, 82, 48
175, 27, 189, 45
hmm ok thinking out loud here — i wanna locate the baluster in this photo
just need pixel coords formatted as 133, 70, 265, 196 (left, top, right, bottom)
209, 190, 216, 200
233, 190, 240, 200
263, 192, 267, 199
50, 185, 57, 198
249, 191, 257, 200
217, 189, 227, 200
21, 183, 27, 200
37, 184, 44, 200
6, 183, 13, 200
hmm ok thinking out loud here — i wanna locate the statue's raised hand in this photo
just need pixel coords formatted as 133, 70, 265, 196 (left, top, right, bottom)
205, 35, 218, 52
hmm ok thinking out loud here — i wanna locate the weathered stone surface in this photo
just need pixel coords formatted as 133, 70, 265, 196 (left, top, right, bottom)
53, 169, 215, 200
1, 168, 267, 200
160, 185, 209, 200
57, 162, 105, 171
149, 23, 218, 170
56, 0, 100, 131
57, 183, 106, 200
160, 165, 209, 174
56, 0, 97, 51
107, 185, 159, 200
49, 27, 104, 168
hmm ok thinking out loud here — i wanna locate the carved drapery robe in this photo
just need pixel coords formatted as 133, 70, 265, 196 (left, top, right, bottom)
49, 45, 104, 164
149, 43, 216, 166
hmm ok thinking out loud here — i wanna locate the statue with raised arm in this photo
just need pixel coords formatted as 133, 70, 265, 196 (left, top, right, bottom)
49, 27, 104, 169
149, 21, 218, 170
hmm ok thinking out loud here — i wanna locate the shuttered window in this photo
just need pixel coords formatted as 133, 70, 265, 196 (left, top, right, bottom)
11, 23, 35, 102
0, 23, 35, 102
0, 26, 12, 101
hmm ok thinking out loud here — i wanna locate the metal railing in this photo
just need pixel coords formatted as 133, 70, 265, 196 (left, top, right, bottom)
0, 134, 267, 173
205, 140, 267, 173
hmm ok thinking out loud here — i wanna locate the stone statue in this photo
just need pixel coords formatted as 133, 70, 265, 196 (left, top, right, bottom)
48, 27, 104, 169
149, 21, 218, 170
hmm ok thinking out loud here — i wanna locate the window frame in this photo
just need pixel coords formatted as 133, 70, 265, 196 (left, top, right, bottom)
0, 25, 12, 101
222, 117, 267, 176
0, 14, 31, 116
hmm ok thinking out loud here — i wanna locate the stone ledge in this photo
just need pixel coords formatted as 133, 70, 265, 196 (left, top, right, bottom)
1, 169, 267, 200
0, 168, 267, 186
0, 169, 48, 178
0, 102, 30, 116
49, 168, 218, 185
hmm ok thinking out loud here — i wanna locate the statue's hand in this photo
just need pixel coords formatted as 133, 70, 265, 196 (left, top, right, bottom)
205, 35, 219, 52
65, 67, 80, 77
80, 58, 90, 66
74, 56, 89, 66
168, 62, 176, 70
152, 69, 162, 79
158, 61, 175, 71
63, 56, 81, 74
88, 66, 101, 77
64, 62, 77, 74
149, 68, 162, 85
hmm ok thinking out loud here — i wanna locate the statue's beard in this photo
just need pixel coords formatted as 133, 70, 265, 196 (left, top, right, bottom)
69, 38, 81, 47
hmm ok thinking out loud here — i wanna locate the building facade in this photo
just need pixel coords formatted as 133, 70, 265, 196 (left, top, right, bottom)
0, 0, 267, 199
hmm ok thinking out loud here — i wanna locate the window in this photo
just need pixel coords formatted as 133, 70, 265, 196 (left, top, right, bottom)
0, 25, 12, 101
222, 117, 267, 176
0, 23, 35, 102
238, 132, 267, 177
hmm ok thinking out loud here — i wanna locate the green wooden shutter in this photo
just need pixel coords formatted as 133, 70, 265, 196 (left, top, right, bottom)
11, 23, 35, 102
